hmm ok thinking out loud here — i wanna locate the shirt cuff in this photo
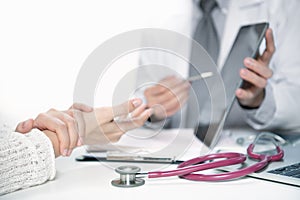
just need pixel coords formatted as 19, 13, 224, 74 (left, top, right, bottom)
243, 84, 276, 130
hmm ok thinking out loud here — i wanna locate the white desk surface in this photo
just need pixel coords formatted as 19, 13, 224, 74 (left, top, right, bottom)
2, 129, 300, 200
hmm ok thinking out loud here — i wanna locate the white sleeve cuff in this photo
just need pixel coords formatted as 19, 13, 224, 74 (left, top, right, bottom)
0, 127, 56, 195
25, 129, 56, 180
244, 84, 276, 130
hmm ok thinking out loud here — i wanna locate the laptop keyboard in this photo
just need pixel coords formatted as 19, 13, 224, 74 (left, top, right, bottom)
268, 162, 300, 178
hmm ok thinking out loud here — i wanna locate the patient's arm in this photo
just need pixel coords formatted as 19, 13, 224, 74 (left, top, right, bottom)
75, 98, 153, 145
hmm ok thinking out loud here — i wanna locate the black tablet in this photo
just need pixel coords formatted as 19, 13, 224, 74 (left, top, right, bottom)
196, 22, 269, 149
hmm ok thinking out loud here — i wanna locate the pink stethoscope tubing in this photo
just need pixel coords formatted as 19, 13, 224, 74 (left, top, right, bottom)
146, 143, 284, 181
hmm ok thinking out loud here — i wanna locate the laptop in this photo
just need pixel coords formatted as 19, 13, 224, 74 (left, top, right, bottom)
246, 142, 300, 187
215, 134, 300, 187
195, 22, 300, 187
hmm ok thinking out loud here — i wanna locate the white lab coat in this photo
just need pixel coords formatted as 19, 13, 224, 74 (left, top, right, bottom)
137, 0, 300, 133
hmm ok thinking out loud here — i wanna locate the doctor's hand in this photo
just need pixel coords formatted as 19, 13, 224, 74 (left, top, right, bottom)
75, 98, 153, 145
143, 76, 190, 121
236, 28, 275, 108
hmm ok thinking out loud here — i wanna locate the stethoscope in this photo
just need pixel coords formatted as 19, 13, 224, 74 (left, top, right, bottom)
111, 132, 284, 187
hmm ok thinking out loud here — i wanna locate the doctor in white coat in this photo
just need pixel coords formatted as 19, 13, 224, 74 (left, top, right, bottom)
136, 0, 300, 134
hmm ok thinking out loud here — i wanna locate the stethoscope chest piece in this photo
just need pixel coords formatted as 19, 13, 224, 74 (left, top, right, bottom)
111, 165, 145, 188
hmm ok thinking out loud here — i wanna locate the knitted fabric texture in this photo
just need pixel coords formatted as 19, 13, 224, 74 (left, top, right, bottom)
0, 124, 56, 195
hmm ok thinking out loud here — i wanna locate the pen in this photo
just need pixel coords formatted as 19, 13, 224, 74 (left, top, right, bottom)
187, 71, 213, 82
75, 154, 184, 164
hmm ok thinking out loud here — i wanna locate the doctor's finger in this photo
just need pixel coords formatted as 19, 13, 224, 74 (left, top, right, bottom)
144, 83, 169, 96
116, 109, 153, 132
240, 68, 268, 89
148, 81, 189, 107
129, 104, 147, 118
260, 28, 276, 64
244, 58, 273, 79
159, 76, 187, 95
103, 108, 152, 133
159, 81, 189, 106
149, 76, 184, 95
235, 88, 256, 102
144, 76, 175, 96
112, 98, 143, 118
144, 82, 176, 97
163, 90, 189, 117
171, 79, 190, 96
160, 75, 184, 88
96, 99, 143, 123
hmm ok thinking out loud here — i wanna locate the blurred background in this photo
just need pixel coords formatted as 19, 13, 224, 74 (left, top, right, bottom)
0, 0, 191, 127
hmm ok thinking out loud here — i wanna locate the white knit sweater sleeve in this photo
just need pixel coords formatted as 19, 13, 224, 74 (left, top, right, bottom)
0, 124, 56, 196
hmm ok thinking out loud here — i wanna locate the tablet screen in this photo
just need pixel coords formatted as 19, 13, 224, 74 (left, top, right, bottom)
221, 22, 269, 110
196, 22, 269, 148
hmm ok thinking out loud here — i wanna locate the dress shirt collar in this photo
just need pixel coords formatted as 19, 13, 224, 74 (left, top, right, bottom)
193, 0, 229, 14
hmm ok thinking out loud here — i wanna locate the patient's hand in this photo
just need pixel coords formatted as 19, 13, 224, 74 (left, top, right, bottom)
16, 103, 93, 157
16, 99, 152, 156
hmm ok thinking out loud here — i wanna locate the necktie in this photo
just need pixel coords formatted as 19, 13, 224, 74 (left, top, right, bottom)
186, 0, 219, 129
194, 0, 219, 63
